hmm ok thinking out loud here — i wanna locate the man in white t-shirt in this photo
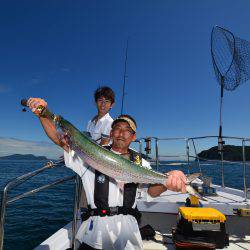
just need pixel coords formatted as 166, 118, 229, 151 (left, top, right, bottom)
28, 100, 187, 250
86, 86, 115, 145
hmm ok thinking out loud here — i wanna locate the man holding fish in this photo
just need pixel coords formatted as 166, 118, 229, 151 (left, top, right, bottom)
27, 96, 187, 250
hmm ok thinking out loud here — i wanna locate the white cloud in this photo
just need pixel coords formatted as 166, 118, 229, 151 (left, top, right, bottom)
0, 137, 63, 159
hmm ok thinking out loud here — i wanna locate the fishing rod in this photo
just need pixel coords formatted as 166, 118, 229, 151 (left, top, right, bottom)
121, 38, 129, 115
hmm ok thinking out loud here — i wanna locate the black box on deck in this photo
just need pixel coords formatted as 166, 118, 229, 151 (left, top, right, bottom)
172, 207, 229, 249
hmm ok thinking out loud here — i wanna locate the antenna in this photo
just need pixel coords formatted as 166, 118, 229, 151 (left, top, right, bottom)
121, 38, 129, 115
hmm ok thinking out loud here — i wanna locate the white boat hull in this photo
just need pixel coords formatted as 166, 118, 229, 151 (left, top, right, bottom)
35, 185, 250, 249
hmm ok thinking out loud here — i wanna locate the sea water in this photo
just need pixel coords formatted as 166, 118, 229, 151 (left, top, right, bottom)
0, 160, 75, 250
0, 159, 249, 249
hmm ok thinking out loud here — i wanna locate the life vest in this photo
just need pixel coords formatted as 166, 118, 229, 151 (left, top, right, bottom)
94, 145, 142, 209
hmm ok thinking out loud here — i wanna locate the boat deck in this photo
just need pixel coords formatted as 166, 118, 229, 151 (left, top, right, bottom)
143, 233, 250, 250
35, 184, 250, 250
137, 184, 250, 216
35, 221, 250, 250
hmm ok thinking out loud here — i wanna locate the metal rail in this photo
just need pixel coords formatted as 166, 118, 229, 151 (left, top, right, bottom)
137, 135, 250, 199
72, 175, 82, 250
0, 160, 80, 250
1, 135, 250, 249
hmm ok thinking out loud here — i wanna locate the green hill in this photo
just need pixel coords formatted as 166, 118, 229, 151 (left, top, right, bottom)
0, 154, 49, 161
198, 145, 250, 161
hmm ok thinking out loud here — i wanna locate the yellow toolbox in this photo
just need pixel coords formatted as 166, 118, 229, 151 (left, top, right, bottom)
172, 207, 229, 249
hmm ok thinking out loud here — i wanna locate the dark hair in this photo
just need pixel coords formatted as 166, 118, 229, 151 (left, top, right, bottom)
94, 86, 115, 104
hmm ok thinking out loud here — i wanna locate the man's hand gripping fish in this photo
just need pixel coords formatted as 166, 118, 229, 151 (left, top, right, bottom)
21, 99, 206, 201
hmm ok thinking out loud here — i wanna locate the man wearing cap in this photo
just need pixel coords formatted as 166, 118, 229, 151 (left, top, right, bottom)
67, 114, 154, 250
28, 99, 187, 250
65, 114, 186, 250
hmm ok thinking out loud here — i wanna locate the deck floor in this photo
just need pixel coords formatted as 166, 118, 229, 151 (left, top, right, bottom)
143, 233, 250, 250
36, 185, 250, 250
137, 185, 250, 216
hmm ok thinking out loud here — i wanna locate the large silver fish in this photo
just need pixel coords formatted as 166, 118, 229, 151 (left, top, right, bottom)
22, 99, 206, 200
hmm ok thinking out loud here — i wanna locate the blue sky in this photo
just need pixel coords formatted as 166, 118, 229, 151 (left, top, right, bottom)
1, 1, 250, 158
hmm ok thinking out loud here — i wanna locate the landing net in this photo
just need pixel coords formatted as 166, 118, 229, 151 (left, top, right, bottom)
211, 26, 250, 90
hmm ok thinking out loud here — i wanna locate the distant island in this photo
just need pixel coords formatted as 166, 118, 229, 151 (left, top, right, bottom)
198, 145, 250, 161
0, 154, 49, 161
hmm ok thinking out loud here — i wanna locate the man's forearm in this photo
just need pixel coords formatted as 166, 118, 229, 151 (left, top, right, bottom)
27, 97, 69, 152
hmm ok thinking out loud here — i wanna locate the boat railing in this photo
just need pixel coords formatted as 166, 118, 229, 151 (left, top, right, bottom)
2, 136, 250, 249
0, 159, 81, 250
136, 135, 250, 201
